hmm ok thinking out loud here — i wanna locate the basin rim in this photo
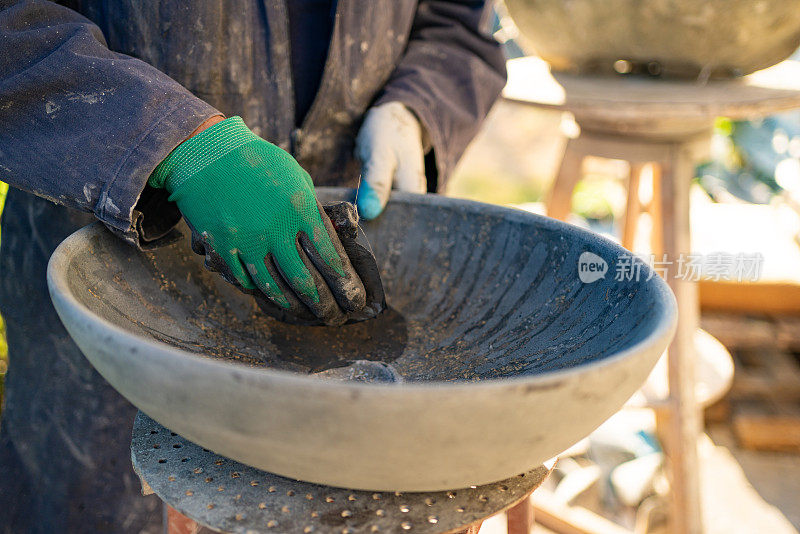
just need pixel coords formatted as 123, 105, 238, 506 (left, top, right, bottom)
47, 189, 678, 395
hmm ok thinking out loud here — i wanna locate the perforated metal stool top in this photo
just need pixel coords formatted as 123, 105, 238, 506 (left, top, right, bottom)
131, 412, 549, 534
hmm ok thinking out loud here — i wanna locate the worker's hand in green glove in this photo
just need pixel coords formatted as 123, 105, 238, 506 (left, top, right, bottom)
149, 116, 368, 326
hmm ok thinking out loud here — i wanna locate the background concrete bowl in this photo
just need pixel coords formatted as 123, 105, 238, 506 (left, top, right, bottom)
505, 0, 800, 78
47, 189, 676, 491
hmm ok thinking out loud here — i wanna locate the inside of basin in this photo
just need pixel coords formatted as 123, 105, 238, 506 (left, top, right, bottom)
65, 190, 670, 382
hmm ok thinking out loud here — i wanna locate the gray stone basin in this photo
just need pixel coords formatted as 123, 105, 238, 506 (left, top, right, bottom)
47, 188, 676, 491
506, 0, 800, 78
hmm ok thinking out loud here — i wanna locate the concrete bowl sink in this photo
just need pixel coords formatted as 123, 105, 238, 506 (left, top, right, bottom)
505, 0, 800, 78
47, 188, 676, 491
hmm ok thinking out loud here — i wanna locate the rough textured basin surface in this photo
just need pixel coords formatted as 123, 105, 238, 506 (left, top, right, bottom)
506, 0, 800, 78
48, 189, 676, 491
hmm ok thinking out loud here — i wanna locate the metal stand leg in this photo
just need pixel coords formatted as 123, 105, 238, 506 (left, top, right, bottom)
166, 505, 201, 534
506, 497, 535, 534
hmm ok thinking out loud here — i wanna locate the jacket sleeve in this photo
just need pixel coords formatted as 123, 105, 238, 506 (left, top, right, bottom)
0, 0, 221, 246
374, 0, 507, 189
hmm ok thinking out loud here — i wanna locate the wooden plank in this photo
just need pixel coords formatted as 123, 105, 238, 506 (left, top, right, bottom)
733, 413, 800, 453
730, 348, 800, 402
700, 282, 800, 315
775, 316, 800, 351
700, 314, 777, 352
731, 374, 800, 402
764, 349, 800, 380
531, 489, 632, 534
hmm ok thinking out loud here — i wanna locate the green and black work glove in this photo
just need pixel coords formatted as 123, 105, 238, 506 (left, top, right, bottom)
149, 116, 384, 326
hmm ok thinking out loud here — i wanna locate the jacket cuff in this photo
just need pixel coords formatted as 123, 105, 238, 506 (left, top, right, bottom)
96, 97, 222, 248
149, 116, 257, 192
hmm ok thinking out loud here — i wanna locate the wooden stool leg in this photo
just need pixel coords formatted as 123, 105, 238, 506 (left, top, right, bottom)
649, 163, 664, 256
506, 497, 534, 534
546, 137, 585, 221
166, 505, 202, 534
622, 162, 644, 250
656, 142, 703, 534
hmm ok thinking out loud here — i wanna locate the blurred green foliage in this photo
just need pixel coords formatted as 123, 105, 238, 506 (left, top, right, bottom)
698, 116, 789, 204
447, 170, 544, 206
572, 177, 621, 223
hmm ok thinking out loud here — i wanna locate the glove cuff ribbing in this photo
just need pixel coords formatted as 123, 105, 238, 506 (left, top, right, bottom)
148, 116, 259, 192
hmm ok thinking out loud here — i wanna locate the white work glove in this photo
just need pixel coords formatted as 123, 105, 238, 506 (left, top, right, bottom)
355, 102, 427, 220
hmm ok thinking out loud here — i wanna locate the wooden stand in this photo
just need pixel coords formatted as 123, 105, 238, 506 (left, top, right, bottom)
550, 128, 708, 534
503, 56, 800, 534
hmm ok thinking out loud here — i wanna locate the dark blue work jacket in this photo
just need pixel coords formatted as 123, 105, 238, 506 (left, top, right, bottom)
0, 0, 505, 246
0, 0, 505, 532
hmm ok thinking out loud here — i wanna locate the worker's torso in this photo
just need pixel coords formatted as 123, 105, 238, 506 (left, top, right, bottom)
60, 0, 419, 186
0, 4, 424, 530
